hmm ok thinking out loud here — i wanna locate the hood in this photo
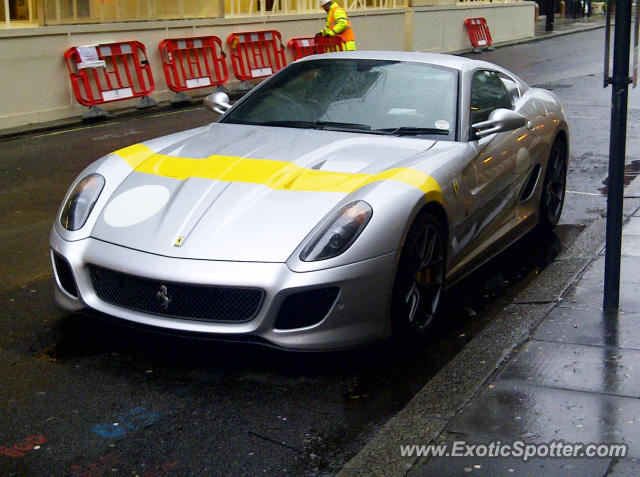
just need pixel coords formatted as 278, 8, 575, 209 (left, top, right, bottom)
91, 123, 436, 262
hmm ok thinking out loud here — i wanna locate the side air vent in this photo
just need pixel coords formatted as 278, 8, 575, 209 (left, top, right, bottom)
519, 164, 542, 202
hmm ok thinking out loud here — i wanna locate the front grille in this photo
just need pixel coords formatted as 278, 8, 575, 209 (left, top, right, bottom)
274, 287, 340, 330
88, 264, 264, 323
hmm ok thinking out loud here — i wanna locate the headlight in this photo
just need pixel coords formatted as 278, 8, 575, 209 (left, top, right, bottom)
60, 173, 105, 231
300, 201, 373, 262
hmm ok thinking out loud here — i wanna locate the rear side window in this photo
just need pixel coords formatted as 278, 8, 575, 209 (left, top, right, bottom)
470, 70, 513, 124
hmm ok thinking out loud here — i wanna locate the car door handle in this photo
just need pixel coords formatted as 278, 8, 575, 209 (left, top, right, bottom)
526, 120, 534, 130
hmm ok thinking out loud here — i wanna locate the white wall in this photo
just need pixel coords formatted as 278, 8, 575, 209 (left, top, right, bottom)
0, 3, 534, 130
410, 4, 534, 52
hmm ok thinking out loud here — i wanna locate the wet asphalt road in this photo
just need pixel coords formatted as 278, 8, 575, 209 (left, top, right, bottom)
1, 28, 637, 476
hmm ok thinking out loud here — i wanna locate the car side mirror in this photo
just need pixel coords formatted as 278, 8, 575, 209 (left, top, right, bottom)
204, 92, 231, 115
471, 108, 527, 138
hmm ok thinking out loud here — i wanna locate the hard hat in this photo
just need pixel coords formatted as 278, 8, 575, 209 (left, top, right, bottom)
320, 0, 332, 6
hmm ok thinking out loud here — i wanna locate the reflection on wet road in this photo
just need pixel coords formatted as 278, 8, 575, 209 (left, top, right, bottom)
599, 159, 640, 195
0, 223, 580, 476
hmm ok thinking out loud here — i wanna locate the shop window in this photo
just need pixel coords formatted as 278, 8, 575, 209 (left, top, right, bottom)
1, 0, 38, 25
41, 0, 221, 25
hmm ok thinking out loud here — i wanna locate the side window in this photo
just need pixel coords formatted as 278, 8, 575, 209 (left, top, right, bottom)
470, 70, 514, 124
500, 76, 521, 105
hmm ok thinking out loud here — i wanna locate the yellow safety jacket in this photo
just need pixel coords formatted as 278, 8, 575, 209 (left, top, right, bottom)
324, 2, 356, 50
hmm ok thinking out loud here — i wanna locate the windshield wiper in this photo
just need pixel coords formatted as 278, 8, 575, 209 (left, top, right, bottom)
313, 121, 372, 131
376, 127, 450, 136
255, 120, 316, 129
255, 120, 373, 132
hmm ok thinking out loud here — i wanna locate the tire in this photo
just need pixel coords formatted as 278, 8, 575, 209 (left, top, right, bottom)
539, 137, 567, 231
391, 211, 446, 340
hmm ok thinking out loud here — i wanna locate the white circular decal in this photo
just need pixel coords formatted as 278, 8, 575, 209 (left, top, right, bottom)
434, 120, 450, 130
103, 185, 170, 228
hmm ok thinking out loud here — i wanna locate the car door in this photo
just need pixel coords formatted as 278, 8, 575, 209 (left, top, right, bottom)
455, 69, 534, 262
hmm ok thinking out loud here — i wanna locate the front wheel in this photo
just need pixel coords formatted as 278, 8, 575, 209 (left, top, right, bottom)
391, 211, 446, 340
539, 137, 567, 230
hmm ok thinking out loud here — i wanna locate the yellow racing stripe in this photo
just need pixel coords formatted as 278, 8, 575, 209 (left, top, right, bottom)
114, 144, 442, 201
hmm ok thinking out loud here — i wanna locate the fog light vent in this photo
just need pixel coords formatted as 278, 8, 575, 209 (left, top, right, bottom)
274, 287, 340, 330
53, 252, 78, 297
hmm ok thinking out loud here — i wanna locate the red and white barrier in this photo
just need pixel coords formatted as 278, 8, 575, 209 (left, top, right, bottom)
64, 41, 156, 116
287, 36, 346, 61
464, 18, 495, 53
159, 36, 228, 100
227, 30, 287, 82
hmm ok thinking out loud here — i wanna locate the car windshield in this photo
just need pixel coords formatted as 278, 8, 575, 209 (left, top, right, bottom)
222, 59, 458, 140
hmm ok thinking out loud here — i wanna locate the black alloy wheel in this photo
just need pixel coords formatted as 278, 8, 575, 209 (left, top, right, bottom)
540, 137, 567, 230
391, 211, 446, 339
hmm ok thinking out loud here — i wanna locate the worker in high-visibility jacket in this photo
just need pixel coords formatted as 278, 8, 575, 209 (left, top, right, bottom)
317, 0, 356, 51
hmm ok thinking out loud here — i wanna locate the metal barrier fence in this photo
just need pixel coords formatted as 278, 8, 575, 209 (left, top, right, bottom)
159, 36, 229, 97
464, 17, 494, 52
64, 41, 156, 114
227, 30, 287, 81
287, 36, 347, 60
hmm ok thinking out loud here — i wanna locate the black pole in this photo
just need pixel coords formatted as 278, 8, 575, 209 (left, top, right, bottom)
546, 0, 556, 32
603, 0, 633, 310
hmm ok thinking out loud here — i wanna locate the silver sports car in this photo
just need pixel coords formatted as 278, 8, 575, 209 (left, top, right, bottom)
50, 51, 568, 350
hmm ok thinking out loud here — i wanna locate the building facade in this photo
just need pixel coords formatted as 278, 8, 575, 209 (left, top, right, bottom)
0, 0, 534, 129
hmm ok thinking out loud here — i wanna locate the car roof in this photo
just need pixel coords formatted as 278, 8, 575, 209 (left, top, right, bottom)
296, 50, 493, 73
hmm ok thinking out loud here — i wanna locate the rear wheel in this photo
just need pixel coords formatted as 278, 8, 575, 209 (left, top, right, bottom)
539, 137, 567, 230
391, 212, 446, 340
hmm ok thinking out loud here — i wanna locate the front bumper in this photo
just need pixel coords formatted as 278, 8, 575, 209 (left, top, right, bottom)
49, 228, 398, 351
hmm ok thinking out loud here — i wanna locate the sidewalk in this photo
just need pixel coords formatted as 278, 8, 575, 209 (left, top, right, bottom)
338, 172, 640, 474
534, 13, 606, 39
407, 180, 640, 476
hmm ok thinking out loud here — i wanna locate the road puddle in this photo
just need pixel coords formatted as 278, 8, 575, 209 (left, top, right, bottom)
599, 159, 640, 195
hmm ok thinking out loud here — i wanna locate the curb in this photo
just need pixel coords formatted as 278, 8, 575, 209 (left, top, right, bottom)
440, 19, 605, 56
0, 89, 248, 143
499, 21, 605, 48
338, 217, 607, 477
0, 102, 203, 142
